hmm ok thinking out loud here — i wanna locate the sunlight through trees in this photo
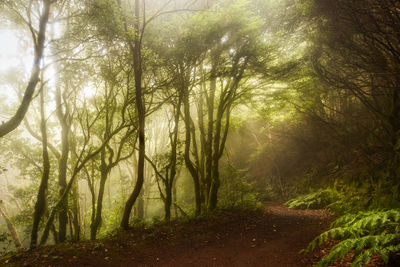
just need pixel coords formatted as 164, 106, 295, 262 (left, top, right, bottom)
0, 0, 399, 265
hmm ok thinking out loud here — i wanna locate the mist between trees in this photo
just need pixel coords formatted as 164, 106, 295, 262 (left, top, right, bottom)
0, 0, 399, 261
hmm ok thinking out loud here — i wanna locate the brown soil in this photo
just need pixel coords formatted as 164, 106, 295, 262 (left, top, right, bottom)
0, 203, 391, 267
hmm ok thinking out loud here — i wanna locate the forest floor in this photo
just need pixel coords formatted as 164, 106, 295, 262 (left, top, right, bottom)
1, 203, 391, 267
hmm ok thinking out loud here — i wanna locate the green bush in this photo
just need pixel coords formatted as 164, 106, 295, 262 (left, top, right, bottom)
219, 167, 261, 208
285, 188, 341, 210
304, 209, 400, 267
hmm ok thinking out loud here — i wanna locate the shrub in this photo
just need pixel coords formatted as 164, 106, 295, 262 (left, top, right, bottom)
304, 209, 400, 266
285, 188, 340, 210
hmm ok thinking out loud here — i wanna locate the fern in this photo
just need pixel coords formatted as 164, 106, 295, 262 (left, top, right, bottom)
305, 209, 400, 266
285, 188, 340, 210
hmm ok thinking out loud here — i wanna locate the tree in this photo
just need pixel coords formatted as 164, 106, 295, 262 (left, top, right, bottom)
39, 86, 131, 245
30, 82, 50, 249
309, 0, 400, 164
116, 0, 199, 228
118, 0, 147, 230
0, 0, 53, 138
0, 201, 23, 250
145, 105, 183, 221
90, 54, 136, 239
175, 0, 265, 212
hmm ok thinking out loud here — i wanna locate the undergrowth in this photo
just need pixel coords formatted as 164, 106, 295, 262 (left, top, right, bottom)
285, 188, 340, 210
285, 172, 400, 266
304, 209, 400, 266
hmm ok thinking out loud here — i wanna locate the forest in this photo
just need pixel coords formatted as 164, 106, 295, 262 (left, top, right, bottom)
0, 0, 399, 266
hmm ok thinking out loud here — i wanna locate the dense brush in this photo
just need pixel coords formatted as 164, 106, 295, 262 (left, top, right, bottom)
285, 188, 340, 210
304, 209, 400, 266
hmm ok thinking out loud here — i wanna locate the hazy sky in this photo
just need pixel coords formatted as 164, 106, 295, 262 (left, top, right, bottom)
0, 27, 33, 111
0, 29, 24, 72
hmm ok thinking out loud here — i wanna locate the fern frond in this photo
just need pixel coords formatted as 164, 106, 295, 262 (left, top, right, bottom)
285, 188, 341, 210
305, 209, 400, 266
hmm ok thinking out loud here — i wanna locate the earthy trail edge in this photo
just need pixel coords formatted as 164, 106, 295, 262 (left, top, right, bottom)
0, 203, 350, 266
155, 202, 332, 267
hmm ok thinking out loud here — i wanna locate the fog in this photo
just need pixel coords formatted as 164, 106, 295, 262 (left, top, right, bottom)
1, 1, 399, 264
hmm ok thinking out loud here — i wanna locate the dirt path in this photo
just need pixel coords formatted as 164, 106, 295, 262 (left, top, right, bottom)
3, 203, 333, 267
152, 203, 331, 267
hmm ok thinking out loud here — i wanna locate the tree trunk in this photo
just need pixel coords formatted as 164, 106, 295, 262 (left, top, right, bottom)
91, 152, 107, 240
71, 182, 80, 241
164, 97, 181, 221
183, 90, 201, 215
50, 223, 59, 244
137, 189, 144, 220
40, 134, 116, 246
164, 181, 172, 221
205, 74, 216, 204
208, 106, 223, 211
0, 204, 23, 250
85, 164, 96, 240
173, 182, 178, 218
121, 0, 145, 229
55, 85, 70, 243
30, 85, 50, 249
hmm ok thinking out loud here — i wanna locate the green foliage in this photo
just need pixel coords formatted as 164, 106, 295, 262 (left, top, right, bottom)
151, 216, 163, 225
86, 0, 125, 41
285, 188, 340, 210
286, 167, 400, 213
0, 232, 8, 243
325, 170, 400, 214
0, 232, 12, 256
296, 0, 315, 16
304, 210, 400, 266
219, 166, 261, 208
285, 166, 400, 265
97, 194, 125, 238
